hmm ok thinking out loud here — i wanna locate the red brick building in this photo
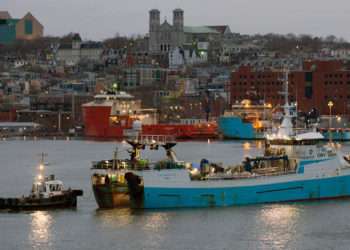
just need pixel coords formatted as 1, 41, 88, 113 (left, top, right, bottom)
230, 60, 350, 115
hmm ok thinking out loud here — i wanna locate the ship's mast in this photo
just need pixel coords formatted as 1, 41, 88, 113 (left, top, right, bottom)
277, 70, 295, 138
36, 153, 47, 184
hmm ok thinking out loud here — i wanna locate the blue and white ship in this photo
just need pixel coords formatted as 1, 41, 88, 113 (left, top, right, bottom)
122, 72, 350, 209
218, 100, 274, 139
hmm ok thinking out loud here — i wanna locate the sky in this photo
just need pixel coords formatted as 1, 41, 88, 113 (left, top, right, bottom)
2, 0, 350, 41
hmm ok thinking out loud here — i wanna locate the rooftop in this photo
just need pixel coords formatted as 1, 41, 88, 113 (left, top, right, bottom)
184, 26, 219, 34
207, 25, 230, 34
0, 11, 11, 19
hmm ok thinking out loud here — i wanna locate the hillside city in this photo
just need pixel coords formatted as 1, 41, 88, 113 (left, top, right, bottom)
1, 9, 350, 138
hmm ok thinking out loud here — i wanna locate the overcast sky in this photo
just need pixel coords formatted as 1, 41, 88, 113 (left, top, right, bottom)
2, 0, 350, 41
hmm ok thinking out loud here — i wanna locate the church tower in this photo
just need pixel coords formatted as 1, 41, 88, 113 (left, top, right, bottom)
172, 9, 184, 48
173, 8, 184, 31
149, 9, 160, 52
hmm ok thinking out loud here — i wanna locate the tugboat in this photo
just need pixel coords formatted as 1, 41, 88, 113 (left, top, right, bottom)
0, 154, 83, 211
91, 135, 189, 209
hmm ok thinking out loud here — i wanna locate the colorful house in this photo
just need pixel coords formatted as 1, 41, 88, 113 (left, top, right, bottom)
0, 11, 43, 45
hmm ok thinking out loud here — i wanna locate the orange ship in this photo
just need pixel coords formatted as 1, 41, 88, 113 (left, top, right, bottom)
82, 92, 218, 139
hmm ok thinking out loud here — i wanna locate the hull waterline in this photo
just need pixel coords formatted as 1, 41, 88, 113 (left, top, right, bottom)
134, 172, 350, 209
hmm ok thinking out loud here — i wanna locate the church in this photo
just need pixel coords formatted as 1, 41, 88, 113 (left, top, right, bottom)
148, 9, 231, 54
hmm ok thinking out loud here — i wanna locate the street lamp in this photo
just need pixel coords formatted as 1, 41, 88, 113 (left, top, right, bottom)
328, 101, 334, 143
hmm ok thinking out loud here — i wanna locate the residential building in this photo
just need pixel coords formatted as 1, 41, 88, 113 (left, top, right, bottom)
57, 34, 103, 65
168, 42, 209, 68
0, 11, 43, 45
123, 66, 169, 89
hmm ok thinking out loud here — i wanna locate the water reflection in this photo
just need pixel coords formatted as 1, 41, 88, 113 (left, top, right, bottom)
143, 212, 169, 231
256, 205, 300, 249
142, 212, 170, 249
256, 140, 263, 149
95, 208, 135, 228
243, 142, 251, 151
29, 211, 53, 249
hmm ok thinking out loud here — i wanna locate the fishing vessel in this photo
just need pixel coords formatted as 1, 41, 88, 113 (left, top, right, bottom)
91, 136, 189, 208
0, 154, 83, 211
218, 100, 274, 139
109, 71, 350, 209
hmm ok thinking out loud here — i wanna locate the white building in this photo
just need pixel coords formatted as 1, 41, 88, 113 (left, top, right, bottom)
169, 42, 209, 68
57, 34, 103, 66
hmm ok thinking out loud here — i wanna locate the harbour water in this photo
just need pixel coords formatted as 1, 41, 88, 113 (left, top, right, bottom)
1, 140, 350, 250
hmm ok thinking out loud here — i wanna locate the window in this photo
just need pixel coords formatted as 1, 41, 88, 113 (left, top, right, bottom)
305, 72, 313, 82
305, 81, 313, 99
25, 20, 33, 35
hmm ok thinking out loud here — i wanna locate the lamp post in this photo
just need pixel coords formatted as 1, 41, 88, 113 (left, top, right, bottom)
328, 101, 334, 143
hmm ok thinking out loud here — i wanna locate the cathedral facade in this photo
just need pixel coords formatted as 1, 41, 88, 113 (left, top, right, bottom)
148, 9, 185, 54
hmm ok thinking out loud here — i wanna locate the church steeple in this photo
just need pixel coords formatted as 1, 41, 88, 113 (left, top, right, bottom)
173, 8, 184, 31
149, 9, 160, 32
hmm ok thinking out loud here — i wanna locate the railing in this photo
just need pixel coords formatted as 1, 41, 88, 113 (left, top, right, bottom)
264, 127, 316, 137
127, 134, 176, 145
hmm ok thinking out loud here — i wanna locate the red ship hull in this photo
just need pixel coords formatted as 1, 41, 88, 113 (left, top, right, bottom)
83, 106, 126, 138
142, 124, 218, 139
83, 106, 218, 139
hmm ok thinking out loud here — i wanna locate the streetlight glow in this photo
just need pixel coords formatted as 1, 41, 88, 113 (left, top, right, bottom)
328, 100, 334, 143
328, 101, 334, 108
39, 164, 44, 171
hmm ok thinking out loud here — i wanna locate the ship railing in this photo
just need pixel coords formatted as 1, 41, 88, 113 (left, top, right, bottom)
128, 134, 176, 145
264, 127, 316, 137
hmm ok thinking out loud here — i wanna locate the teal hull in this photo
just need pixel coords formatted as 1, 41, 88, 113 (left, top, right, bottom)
218, 116, 264, 139
142, 174, 350, 208
321, 131, 350, 141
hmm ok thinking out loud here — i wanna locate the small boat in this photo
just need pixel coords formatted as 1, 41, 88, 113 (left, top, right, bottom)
0, 154, 83, 211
